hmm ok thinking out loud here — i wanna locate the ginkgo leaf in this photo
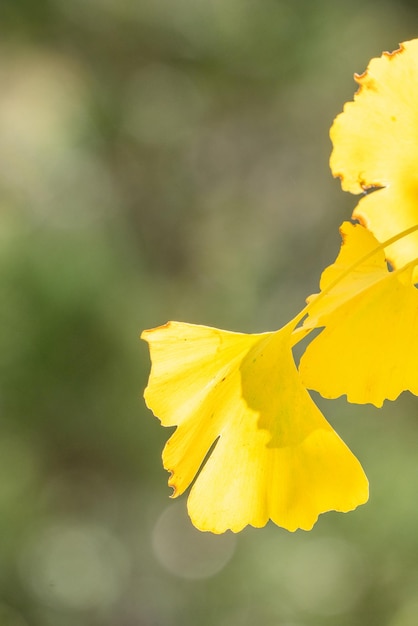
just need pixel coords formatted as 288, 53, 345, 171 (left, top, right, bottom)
303, 221, 388, 328
330, 38, 418, 280
142, 322, 368, 533
300, 223, 418, 407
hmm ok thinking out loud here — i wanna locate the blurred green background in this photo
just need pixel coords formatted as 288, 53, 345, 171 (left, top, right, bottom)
0, 1, 418, 625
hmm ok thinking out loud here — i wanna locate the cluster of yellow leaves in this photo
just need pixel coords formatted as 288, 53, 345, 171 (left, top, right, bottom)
142, 39, 418, 533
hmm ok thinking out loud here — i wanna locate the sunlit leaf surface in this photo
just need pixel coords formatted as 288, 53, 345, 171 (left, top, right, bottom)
300, 223, 418, 407
330, 39, 418, 280
142, 322, 368, 533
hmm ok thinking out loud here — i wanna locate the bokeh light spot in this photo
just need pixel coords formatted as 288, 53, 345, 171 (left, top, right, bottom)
19, 520, 130, 611
152, 501, 236, 579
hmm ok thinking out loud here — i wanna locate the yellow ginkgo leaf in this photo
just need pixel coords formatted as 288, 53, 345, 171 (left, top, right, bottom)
303, 221, 388, 328
330, 38, 418, 279
142, 321, 368, 533
300, 223, 418, 407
